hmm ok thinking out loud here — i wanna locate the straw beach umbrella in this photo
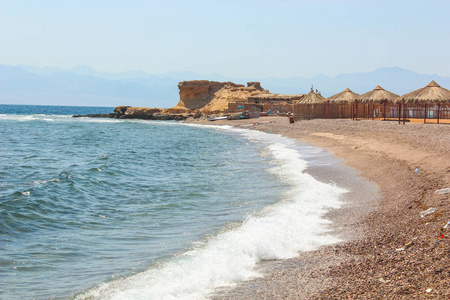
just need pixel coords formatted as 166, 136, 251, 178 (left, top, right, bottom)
356, 85, 399, 103
298, 90, 329, 118
298, 90, 326, 104
395, 81, 450, 124
327, 88, 359, 103
356, 85, 399, 120
326, 88, 360, 119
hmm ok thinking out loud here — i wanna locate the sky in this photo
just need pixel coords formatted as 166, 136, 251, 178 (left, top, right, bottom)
1, 0, 449, 78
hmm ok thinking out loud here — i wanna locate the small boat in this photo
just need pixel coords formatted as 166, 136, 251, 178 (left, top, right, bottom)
208, 116, 228, 121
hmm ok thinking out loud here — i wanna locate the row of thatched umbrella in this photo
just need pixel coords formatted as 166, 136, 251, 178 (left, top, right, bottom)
328, 80, 450, 123
326, 81, 450, 105
297, 81, 449, 123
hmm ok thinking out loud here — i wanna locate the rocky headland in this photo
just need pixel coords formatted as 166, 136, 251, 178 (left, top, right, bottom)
74, 80, 294, 120
73, 105, 187, 121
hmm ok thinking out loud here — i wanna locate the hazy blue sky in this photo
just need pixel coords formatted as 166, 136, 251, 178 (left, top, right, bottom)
1, 0, 449, 78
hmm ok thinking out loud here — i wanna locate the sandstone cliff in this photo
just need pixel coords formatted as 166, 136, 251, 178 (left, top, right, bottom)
103, 80, 296, 120
168, 80, 267, 113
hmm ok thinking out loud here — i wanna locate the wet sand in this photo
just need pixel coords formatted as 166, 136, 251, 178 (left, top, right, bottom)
186, 116, 450, 299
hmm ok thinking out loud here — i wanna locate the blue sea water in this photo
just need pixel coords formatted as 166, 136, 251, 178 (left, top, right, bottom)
0, 105, 346, 299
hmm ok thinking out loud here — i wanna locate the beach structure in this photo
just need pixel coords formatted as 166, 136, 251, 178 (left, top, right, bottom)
395, 81, 450, 124
327, 88, 360, 103
355, 85, 399, 120
294, 88, 327, 119
222, 81, 449, 124
327, 88, 360, 119
298, 90, 326, 104
247, 93, 304, 104
293, 88, 362, 120
293, 90, 329, 119
245, 93, 303, 115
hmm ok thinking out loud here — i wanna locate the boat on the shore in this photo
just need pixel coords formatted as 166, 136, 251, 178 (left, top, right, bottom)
208, 116, 228, 121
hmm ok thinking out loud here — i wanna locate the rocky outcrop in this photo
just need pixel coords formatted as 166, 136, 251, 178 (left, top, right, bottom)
169, 80, 267, 113
112, 106, 189, 120
168, 81, 240, 112
74, 106, 189, 120
74, 80, 287, 120
113, 106, 164, 119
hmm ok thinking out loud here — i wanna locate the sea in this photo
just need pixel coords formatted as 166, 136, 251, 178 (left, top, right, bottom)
0, 105, 349, 300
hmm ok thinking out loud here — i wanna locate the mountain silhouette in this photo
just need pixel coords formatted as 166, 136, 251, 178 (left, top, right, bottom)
1, 65, 449, 107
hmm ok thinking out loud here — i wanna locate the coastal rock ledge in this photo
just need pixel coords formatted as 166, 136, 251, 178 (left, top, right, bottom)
73, 106, 188, 121
74, 80, 270, 120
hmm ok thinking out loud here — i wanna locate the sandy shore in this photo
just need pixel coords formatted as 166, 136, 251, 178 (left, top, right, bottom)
186, 116, 449, 299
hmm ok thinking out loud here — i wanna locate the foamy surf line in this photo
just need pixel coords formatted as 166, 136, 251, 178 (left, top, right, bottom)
76, 124, 347, 300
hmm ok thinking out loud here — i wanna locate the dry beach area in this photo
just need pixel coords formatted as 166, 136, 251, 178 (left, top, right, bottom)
186, 116, 450, 299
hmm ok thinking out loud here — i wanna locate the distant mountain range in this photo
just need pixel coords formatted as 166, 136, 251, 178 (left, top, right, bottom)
1, 64, 449, 108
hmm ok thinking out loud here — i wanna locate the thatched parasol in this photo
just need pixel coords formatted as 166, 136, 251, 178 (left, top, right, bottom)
395, 81, 450, 124
356, 85, 399, 103
395, 81, 450, 104
353, 85, 399, 120
326, 88, 360, 120
327, 88, 359, 103
298, 91, 326, 104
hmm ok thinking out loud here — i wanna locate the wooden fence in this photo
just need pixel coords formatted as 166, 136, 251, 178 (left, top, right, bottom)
227, 101, 450, 123
293, 102, 450, 124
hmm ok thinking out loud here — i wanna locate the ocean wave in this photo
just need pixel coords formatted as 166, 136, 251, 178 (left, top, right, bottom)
76, 127, 347, 300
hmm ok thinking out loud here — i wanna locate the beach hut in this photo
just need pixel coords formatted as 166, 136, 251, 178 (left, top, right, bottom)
395, 81, 450, 124
327, 88, 360, 103
295, 90, 329, 118
355, 85, 399, 120
298, 90, 326, 104
326, 88, 360, 119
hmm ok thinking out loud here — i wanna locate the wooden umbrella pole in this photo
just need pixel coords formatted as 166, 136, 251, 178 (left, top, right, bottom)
327, 101, 330, 119
384, 101, 387, 120
351, 103, 354, 120
403, 101, 406, 125
424, 103, 427, 124
372, 103, 375, 121
398, 102, 402, 124
437, 102, 440, 124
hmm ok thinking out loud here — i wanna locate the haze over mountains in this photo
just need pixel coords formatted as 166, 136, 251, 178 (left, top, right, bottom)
1, 64, 449, 108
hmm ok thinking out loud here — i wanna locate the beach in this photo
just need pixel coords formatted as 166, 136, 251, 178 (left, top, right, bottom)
187, 116, 450, 299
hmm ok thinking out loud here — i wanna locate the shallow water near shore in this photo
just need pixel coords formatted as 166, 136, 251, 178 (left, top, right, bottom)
2, 105, 353, 299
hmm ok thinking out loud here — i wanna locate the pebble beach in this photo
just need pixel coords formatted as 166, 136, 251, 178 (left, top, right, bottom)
187, 116, 450, 299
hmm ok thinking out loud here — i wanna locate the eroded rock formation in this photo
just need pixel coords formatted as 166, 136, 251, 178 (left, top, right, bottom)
168, 80, 267, 113
75, 80, 290, 120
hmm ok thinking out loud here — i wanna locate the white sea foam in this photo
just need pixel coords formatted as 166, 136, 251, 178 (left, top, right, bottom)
77, 125, 347, 300
0, 114, 121, 123
0, 114, 62, 122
